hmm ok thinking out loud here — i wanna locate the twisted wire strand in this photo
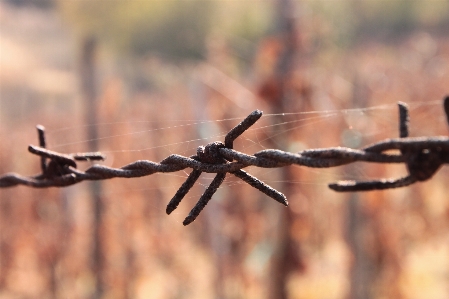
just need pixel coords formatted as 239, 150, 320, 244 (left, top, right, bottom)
1, 97, 448, 225
0, 142, 435, 188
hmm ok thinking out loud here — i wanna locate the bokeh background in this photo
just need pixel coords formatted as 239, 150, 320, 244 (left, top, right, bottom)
1, 0, 449, 298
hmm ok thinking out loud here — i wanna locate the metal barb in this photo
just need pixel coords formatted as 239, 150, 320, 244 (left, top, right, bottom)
28, 145, 77, 169
73, 152, 106, 161
398, 102, 409, 138
36, 125, 47, 173
232, 169, 288, 206
1, 97, 449, 225
166, 169, 202, 215
171, 116, 288, 225
329, 176, 416, 192
444, 96, 449, 127
328, 98, 448, 191
225, 110, 262, 149
183, 173, 226, 226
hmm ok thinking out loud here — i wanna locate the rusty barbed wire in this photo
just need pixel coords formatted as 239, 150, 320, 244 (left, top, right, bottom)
1, 97, 448, 225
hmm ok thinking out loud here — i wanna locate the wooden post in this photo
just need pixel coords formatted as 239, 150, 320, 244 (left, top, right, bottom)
268, 1, 303, 298
80, 36, 104, 299
346, 73, 373, 299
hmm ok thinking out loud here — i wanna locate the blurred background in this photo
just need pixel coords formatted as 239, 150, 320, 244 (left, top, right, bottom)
1, 0, 449, 298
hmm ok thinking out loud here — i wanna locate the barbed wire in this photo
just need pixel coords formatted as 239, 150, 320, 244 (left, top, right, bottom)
1, 97, 448, 225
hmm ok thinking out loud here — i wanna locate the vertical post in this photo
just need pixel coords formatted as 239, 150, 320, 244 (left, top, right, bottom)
80, 36, 103, 299
268, 0, 302, 298
346, 74, 373, 299
347, 193, 373, 299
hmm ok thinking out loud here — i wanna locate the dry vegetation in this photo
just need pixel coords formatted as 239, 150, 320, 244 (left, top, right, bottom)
0, 1, 449, 299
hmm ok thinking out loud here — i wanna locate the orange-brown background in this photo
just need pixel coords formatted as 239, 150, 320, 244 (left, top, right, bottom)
1, 1, 448, 298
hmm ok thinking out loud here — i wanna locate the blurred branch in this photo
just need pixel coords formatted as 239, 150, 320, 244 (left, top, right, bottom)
1, 97, 449, 226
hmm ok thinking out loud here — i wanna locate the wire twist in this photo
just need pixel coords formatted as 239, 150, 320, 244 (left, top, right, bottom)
1, 97, 448, 225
